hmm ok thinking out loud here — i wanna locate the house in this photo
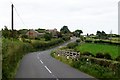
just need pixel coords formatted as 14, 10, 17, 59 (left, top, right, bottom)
46, 28, 58, 38
26, 29, 45, 38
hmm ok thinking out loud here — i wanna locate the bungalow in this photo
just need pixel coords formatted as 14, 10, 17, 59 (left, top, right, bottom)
26, 29, 45, 38
46, 28, 58, 38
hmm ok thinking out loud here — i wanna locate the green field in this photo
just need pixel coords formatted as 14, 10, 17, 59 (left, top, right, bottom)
76, 43, 119, 59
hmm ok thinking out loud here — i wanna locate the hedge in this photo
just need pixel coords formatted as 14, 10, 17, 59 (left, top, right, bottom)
94, 40, 120, 46
80, 56, 120, 74
2, 38, 65, 79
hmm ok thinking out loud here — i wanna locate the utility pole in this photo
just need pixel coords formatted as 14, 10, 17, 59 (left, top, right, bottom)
11, 4, 14, 30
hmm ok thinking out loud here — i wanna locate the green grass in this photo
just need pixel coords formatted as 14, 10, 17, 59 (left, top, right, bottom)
51, 52, 119, 79
76, 43, 119, 59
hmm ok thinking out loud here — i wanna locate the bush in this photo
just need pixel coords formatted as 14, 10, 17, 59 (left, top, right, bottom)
80, 35, 85, 41
96, 52, 112, 60
21, 34, 28, 38
67, 42, 78, 49
44, 33, 52, 41
22, 39, 31, 43
85, 40, 92, 43
116, 56, 120, 62
81, 52, 95, 57
104, 53, 112, 60
72, 61, 80, 68
96, 52, 104, 58
76, 39, 81, 43
62, 35, 70, 41
35, 37, 40, 40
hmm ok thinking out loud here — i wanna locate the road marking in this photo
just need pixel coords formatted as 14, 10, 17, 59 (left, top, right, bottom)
52, 75, 59, 80
44, 66, 52, 73
40, 60, 43, 64
56, 78, 59, 80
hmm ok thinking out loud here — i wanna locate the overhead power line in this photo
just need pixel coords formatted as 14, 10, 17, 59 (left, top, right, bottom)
9, 1, 28, 28
14, 6, 27, 27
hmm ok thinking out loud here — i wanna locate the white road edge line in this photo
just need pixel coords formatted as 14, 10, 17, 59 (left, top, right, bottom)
40, 60, 43, 64
44, 66, 52, 73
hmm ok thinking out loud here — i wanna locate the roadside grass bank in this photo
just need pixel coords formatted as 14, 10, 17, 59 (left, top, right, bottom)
51, 50, 120, 79
2, 37, 68, 79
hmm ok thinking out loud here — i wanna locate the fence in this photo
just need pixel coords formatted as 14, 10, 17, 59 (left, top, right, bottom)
56, 50, 80, 60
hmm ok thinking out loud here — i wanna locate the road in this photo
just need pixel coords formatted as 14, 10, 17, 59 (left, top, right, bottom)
15, 37, 95, 79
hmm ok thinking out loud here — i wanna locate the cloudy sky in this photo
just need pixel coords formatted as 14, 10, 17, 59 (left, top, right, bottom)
0, 0, 119, 34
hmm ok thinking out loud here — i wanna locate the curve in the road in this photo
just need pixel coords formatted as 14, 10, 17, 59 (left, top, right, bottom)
15, 37, 96, 79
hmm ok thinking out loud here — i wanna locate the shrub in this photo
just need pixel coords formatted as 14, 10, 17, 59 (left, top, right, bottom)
116, 56, 120, 62
81, 51, 94, 57
23, 39, 31, 43
44, 33, 52, 41
76, 39, 81, 43
62, 35, 70, 41
72, 61, 80, 68
85, 40, 92, 43
67, 42, 78, 49
21, 34, 28, 38
96, 52, 104, 58
35, 37, 40, 40
104, 53, 112, 60
80, 35, 85, 41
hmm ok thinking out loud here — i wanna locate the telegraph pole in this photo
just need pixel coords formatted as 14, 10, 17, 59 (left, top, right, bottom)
11, 4, 14, 30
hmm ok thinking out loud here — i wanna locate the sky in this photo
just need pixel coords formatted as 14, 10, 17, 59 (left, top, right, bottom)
0, 0, 119, 34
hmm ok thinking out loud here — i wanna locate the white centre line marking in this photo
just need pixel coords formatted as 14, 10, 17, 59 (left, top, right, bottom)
40, 60, 43, 64
44, 66, 52, 73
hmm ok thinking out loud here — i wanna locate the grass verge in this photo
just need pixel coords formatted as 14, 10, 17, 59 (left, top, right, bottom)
51, 51, 120, 79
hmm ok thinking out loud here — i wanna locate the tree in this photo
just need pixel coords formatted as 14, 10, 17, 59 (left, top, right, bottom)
56, 32, 62, 38
96, 31, 107, 39
96, 31, 102, 39
18, 29, 28, 35
74, 29, 83, 37
35, 28, 46, 33
2, 26, 12, 38
60, 26, 70, 34
101, 31, 107, 39
87, 33, 89, 37
44, 32, 52, 41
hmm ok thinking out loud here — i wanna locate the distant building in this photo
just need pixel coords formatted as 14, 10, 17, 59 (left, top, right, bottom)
26, 29, 45, 38
46, 28, 58, 38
